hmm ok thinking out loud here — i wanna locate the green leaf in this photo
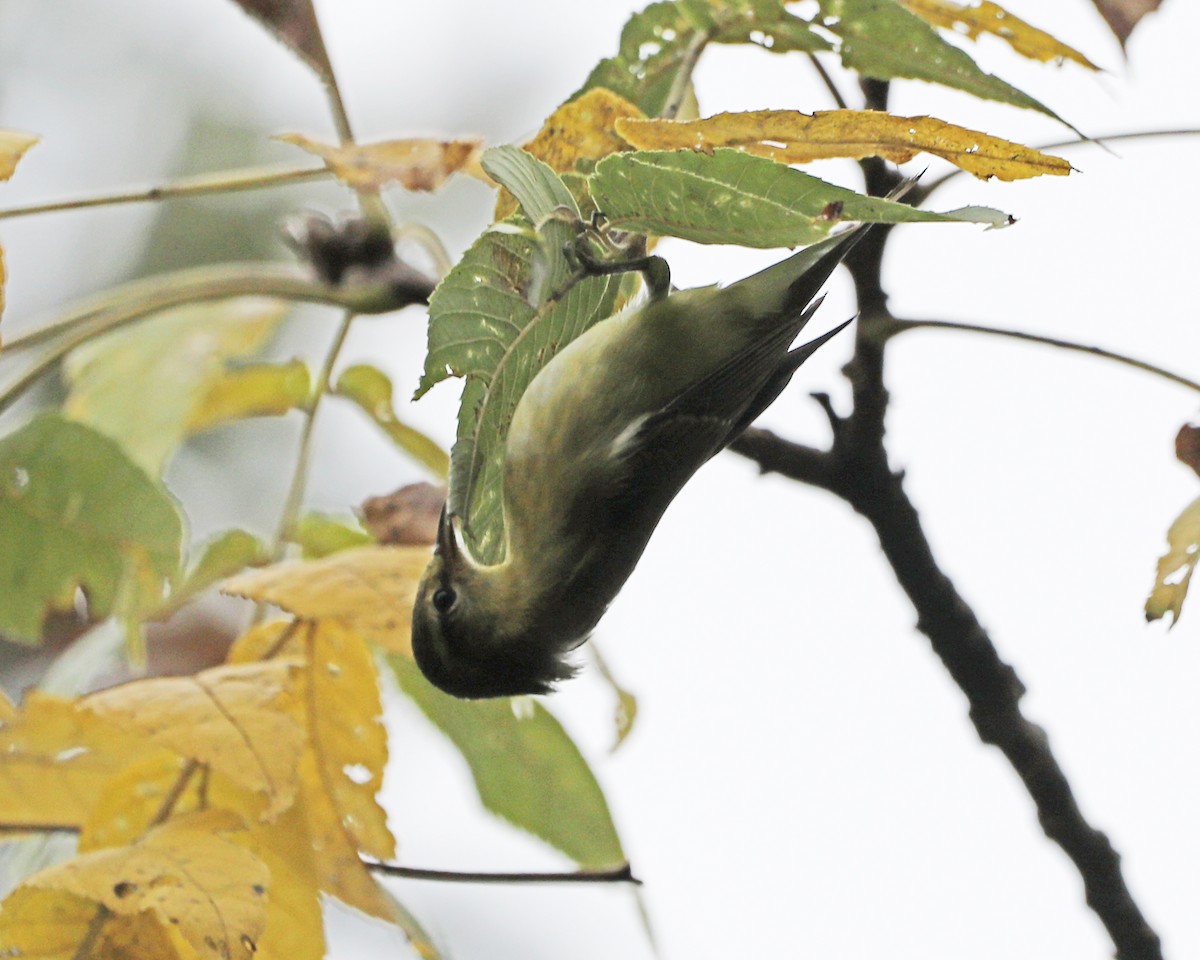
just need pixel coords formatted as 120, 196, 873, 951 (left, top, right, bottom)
590, 149, 1010, 247
577, 1, 829, 117
63, 298, 289, 476
0, 415, 183, 643
390, 656, 625, 868
333, 365, 449, 479
817, 0, 1071, 125
187, 359, 311, 435
171, 529, 269, 610
419, 220, 620, 564
294, 512, 373, 559
578, 1, 715, 116
481, 146, 581, 306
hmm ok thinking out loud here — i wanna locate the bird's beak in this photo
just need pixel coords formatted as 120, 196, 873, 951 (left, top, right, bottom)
435, 505, 459, 562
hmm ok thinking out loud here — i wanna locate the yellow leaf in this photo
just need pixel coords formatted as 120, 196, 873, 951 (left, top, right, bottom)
187, 359, 312, 434
0, 885, 198, 960
283, 750, 396, 919
0, 130, 38, 180
76, 754, 325, 960
20, 811, 268, 960
495, 87, 643, 218
81, 661, 307, 820
898, 0, 1099, 69
277, 133, 485, 191
1146, 495, 1200, 625
0, 692, 174, 832
616, 109, 1074, 182
0, 687, 15, 722
228, 621, 395, 860
223, 545, 429, 655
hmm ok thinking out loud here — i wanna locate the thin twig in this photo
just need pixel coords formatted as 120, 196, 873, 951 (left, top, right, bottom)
887, 317, 1200, 394
0, 164, 329, 222
149, 760, 200, 827
661, 29, 711, 120
806, 53, 849, 110
363, 859, 641, 885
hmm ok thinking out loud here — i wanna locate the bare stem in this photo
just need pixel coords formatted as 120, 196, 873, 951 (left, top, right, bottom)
661, 29, 711, 119
270, 310, 358, 559
0, 263, 423, 419
888, 317, 1200, 394
806, 53, 849, 110
0, 164, 329, 222
363, 859, 641, 885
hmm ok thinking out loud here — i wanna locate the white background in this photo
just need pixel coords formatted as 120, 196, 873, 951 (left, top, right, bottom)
1, 2, 1199, 958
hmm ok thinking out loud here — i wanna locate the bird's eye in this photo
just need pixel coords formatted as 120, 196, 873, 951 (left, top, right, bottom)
432, 587, 457, 613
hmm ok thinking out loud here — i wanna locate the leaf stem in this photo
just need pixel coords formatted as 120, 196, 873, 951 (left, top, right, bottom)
363, 859, 641, 885
0, 164, 330, 222
887, 317, 1200, 394
0, 263, 416, 419
806, 52, 849, 110
270, 309, 358, 559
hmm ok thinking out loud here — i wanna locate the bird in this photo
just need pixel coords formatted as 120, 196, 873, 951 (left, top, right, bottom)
411, 227, 860, 698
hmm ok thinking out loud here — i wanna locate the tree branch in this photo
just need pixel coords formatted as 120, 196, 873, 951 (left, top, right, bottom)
729, 142, 1164, 956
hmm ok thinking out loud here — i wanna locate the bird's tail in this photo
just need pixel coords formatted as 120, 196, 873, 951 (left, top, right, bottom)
731, 224, 865, 319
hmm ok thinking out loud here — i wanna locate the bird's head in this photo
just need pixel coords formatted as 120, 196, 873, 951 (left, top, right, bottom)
411, 508, 576, 699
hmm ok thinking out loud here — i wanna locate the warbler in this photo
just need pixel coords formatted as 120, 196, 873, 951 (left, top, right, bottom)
412, 228, 859, 698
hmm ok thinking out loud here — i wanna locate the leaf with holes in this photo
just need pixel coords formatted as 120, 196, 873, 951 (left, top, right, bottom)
616, 110, 1073, 181
590, 148, 1011, 247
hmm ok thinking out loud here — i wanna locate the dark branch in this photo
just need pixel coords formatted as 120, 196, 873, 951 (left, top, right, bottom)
363, 858, 641, 885
728, 146, 1164, 957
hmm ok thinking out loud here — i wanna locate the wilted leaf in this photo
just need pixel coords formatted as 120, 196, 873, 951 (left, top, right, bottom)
0, 692, 174, 831
590, 148, 1011, 247
82, 661, 307, 819
14, 810, 268, 960
1090, 0, 1162, 47
899, 0, 1099, 68
495, 88, 645, 220
294, 513, 373, 559
391, 656, 625, 868
1146, 495, 1200, 625
63, 298, 290, 476
226, 0, 333, 79
0, 415, 184, 643
816, 0, 1072, 127
618, 110, 1072, 180
333, 365, 449, 478
0, 130, 38, 180
187, 360, 312, 435
1176, 423, 1200, 478
361, 483, 445, 546
278, 133, 484, 191
223, 546, 429, 655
